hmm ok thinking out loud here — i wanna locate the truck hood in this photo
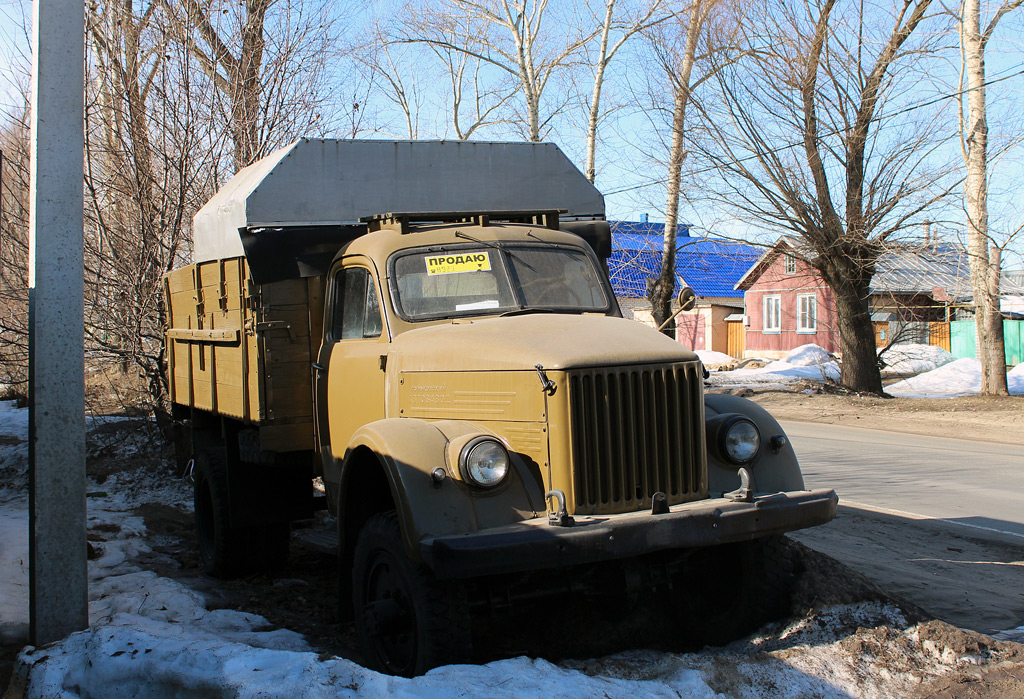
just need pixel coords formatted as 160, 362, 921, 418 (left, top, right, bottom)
389, 314, 697, 372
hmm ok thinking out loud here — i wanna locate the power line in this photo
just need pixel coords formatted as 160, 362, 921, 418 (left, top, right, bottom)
606, 64, 1024, 197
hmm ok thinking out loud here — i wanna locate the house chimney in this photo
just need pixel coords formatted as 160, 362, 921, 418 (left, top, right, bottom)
641, 213, 649, 223
924, 220, 932, 246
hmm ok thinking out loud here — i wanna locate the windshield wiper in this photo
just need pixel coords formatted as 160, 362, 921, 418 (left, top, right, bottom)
499, 308, 556, 317
455, 231, 531, 267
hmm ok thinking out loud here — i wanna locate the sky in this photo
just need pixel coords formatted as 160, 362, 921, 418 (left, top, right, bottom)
1, 0, 1023, 268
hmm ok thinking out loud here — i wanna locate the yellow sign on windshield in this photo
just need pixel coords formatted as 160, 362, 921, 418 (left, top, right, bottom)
425, 251, 491, 275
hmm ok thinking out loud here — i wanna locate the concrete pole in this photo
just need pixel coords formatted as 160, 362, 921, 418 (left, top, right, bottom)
28, 0, 87, 644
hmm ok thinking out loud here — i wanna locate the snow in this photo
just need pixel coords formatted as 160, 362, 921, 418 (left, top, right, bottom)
886, 358, 1024, 398
0, 502, 28, 644
695, 350, 734, 365
706, 344, 840, 390
878, 344, 954, 374
782, 344, 834, 367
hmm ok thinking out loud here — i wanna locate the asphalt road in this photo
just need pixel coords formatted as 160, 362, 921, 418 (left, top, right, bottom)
779, 420, 1024, 635
779, 420, 1024, 540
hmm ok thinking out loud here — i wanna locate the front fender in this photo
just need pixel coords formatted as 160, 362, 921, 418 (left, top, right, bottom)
341, 418, 545, 562
704, 393, 805, 495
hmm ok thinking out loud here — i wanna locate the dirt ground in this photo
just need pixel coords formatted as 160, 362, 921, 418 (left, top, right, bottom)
744, 387, 1024, 445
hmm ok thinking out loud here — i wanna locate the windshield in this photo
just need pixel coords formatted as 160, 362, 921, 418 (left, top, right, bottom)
390, 244, 610, 320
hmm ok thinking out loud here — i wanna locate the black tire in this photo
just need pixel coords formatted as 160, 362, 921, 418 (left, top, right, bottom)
194, 448, 249, 578
352, 511, 471, 676
194, 449, 292, 577
673, 535, 796, 646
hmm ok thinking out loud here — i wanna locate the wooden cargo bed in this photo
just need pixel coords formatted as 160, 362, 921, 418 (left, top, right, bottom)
163, 257, 324, 452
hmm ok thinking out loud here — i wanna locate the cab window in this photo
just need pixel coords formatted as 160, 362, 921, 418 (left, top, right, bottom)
332, 267, 383, 340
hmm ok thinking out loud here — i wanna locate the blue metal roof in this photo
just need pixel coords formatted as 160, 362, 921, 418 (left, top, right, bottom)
607, 223, 760, 299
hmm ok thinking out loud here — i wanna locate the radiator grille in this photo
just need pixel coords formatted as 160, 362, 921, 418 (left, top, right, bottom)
568, 363, 706, 514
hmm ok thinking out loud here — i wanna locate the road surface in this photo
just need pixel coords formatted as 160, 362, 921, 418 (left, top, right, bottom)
780, 420, 1024, 539
779, 420, 1024, 636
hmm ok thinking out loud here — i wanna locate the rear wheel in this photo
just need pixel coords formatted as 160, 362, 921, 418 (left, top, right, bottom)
352, 511, 471, 676
193, 449, 292, 577
194, 448, 249, 577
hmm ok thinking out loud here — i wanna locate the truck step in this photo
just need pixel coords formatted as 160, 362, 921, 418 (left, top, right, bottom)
293, 520, 338, 556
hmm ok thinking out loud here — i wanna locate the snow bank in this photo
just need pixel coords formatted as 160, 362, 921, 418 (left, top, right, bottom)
15, 579, 993, 699
886, 358, 1024, 398
783, 344, 834, 367
0, 502, 28, 644
695, 350, 734, 365
878, 344, 954, 374
0, 400, 29, 498
707, 344, 840, 390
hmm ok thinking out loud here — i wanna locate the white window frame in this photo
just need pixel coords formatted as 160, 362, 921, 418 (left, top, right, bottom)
784, 254, 796, 274
763, 295, 781, 333
797, 293, 817, 333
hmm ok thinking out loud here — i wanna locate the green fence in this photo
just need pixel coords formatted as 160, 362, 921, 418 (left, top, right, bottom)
950, 320, 1023, 365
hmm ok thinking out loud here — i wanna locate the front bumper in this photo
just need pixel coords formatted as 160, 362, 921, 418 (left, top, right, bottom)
421, 489, 838, 580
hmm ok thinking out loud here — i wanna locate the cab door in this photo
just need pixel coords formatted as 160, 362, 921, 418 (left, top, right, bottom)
314, 259, 389, 476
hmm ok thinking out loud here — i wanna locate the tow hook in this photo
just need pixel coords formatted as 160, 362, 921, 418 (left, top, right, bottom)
546, 489, 574, 527
651, 491, 670, 514
725, 468, 754, 503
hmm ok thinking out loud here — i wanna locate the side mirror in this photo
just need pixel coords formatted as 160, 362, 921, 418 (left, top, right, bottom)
677, 286, 697, 312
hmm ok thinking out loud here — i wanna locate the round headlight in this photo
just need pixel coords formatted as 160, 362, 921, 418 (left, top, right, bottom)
721, 418, 760, 464
459, 438, 509, 488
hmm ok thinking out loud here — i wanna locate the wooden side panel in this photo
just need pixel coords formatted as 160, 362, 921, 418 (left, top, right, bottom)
164, 257, 324, 451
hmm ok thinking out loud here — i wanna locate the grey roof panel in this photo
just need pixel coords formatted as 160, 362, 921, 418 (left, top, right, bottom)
193, 139, 605, 263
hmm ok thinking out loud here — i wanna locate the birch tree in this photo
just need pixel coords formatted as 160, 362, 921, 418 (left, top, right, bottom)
645, 0, 725, 334
958, 0, 1022, 395
401, 0, 595, 141
582, 0, 669, 183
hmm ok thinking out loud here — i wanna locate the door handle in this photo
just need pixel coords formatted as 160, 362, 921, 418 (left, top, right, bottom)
312, 362, 326, 372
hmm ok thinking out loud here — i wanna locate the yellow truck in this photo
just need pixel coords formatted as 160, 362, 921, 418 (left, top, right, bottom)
164, 139, 837, 676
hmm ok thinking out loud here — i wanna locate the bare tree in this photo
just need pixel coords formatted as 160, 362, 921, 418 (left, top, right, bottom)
400, 0, 596, 141
359, 30, 425, 139
84, 0, 217, 420
0, 102, 30, 396
159, 0, 340, 170
645, 0, 729, 335
421, 17, 517, 139
694, 0, 948, 392
582, 0, 669, 183
958, 0, 1022, 395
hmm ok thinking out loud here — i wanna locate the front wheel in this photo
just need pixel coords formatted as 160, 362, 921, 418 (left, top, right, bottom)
672, 534, 797, 646
352, 511, 471, 676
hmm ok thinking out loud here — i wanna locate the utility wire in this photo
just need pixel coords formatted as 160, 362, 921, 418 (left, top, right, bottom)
606, 63, 1024, 196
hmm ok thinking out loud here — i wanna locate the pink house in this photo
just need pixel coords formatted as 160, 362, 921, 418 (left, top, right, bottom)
734, 238, 839, 358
